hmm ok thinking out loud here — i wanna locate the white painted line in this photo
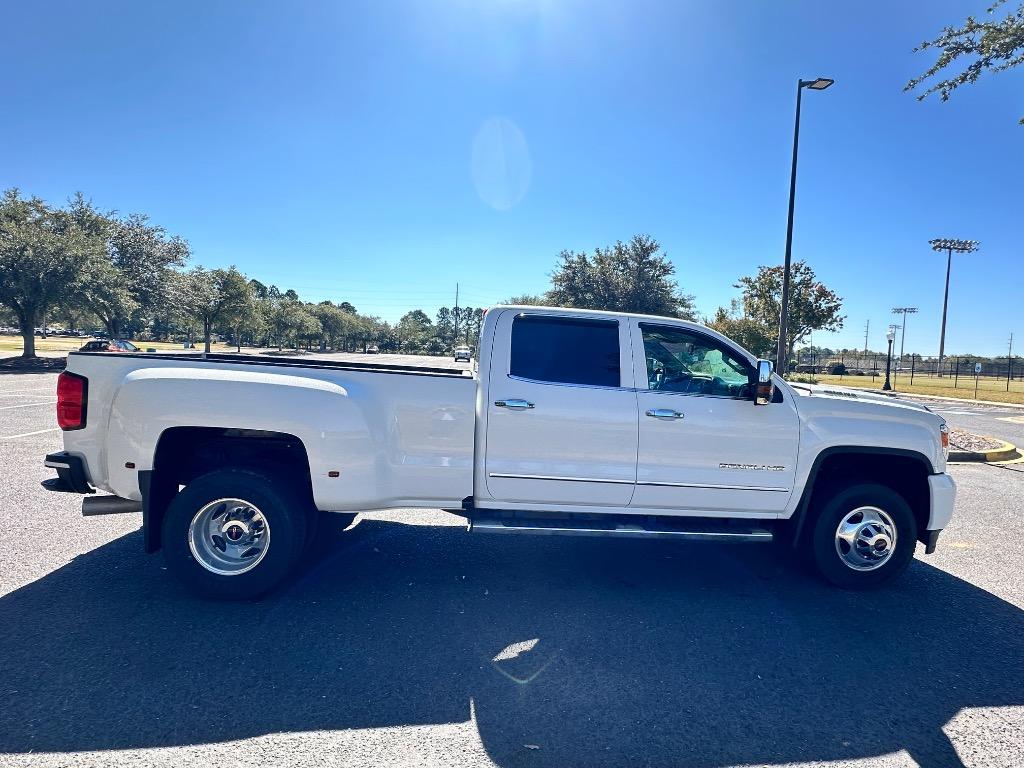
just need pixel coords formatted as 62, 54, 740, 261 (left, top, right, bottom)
0, 427, 60, 439
0, 401, 56, 410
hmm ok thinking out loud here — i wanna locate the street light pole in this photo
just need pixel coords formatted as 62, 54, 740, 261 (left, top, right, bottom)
776, 76, 834, 374
929, 238, 979, 374
883, 325, 896, 391
891, 307, 918, 364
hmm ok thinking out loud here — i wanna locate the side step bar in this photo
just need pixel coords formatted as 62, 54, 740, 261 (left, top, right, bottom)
469, 515, 773, 542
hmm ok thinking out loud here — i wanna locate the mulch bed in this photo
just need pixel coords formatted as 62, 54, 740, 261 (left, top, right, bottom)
949, 428, 1004, 453
0, 356, 67, 373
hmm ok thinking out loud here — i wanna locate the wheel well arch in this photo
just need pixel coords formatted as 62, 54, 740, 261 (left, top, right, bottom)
140, 426, 313, 553
789, 447, 932, 549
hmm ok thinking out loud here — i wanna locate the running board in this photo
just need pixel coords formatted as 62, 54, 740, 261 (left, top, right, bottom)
468, 515, 773, 542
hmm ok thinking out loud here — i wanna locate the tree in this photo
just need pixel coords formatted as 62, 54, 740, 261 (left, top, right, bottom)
435, 307, 455, 349
311, 302, 356, 350
735, 261, 845, 364
179, 266, 253, 353
707, 300, 775, 358
0, 190, 105, 358
547, 234, 696, 318
396, 309, 433, 353
69, 199, 190, 339
502, 294, 547, 306
906, 1, 1024, 123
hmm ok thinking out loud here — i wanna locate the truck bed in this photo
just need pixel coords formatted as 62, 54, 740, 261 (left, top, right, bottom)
71, 350, 471, 378
61, 351, 478, 511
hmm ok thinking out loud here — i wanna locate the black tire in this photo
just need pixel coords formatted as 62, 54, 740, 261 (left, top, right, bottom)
162, 468, 307, 600
302, 510, 357, 559
810, 482, 917, 589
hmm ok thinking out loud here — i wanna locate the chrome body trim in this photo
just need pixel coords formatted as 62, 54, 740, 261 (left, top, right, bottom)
636, 480, 790, 492
488, 473, 789, 492
488, 472, 632, 485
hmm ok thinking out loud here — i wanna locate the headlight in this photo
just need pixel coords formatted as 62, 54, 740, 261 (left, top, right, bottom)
939, 421, 950, 459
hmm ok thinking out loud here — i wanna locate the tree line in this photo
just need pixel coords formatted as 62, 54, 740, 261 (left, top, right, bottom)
1, 191, 844, 361
0, 190, 487, 358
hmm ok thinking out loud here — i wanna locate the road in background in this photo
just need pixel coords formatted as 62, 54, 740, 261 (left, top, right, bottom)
887, 394, 1024, 454
1, 367, 1022, 768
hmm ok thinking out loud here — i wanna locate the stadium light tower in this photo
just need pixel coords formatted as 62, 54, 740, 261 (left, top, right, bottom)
930, 239, 979, 372
776, 76, 835, 374
891, 307, 918, 364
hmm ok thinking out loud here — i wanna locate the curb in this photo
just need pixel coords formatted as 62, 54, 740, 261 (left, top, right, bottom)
850, 388, 1024, 410
948, 437, 1021, 463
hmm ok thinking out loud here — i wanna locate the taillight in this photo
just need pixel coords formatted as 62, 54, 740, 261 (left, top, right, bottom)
57, 371, 88, 430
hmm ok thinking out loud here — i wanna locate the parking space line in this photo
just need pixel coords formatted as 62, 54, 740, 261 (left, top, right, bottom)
0, 401, 56, 410
0, 427, 60, 439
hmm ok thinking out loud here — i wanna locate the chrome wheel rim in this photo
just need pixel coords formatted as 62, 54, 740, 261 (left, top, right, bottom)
834, 506, 897, 571
188, 498, 270, 576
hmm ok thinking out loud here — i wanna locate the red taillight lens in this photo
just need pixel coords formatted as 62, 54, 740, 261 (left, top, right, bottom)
57, 371, 88, 430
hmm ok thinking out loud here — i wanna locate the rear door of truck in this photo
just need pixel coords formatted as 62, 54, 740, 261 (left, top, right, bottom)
482, 310, 638, 506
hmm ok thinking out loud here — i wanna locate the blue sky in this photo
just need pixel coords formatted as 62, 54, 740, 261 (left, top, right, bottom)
2, 0, 1020, 355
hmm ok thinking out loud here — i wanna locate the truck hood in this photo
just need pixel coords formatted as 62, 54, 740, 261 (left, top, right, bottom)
785, 381, 946, 472
787, 382, 932, 413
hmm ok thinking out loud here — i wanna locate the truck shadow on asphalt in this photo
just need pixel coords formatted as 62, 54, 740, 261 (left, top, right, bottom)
1, 517, 1022, 768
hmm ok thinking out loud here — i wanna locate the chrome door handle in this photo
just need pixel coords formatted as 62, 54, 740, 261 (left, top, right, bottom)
646, 408, 684, 420
495, 399, 534, 410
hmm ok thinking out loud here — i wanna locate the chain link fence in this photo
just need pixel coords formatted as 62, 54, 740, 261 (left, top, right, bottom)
793, 351, 1021, 389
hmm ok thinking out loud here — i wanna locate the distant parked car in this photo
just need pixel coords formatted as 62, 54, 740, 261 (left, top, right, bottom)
365, 345, 380, 354
454, 346, 472, 362
79, 339, 140, 353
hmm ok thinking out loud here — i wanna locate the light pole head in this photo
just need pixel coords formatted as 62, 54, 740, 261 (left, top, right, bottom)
891, 307, 919, 315
929, 238, 979, 253
803, 77, 835, 90
887, 326, 897, 343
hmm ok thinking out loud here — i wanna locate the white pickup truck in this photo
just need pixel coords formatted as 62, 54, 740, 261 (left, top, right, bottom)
43, 305, 955, 598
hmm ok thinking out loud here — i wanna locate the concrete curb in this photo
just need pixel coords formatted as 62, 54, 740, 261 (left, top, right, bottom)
848, 387, 1024, 410
948, 437, 1021, 463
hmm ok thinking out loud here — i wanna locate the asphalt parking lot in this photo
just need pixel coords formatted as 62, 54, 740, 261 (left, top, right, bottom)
1, 365, 1023, 768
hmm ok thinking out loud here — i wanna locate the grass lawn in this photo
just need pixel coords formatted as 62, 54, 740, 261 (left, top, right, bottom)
0, 336, 235, 355
815, 373, 1024, 406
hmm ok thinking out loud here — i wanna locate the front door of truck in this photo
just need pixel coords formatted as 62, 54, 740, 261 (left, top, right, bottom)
629, 321, 799, 514
483, 311, 638, 507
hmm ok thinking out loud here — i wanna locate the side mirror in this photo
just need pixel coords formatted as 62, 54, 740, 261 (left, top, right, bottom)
754, 359, 774, 405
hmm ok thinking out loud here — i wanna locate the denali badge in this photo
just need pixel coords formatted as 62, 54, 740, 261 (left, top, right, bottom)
720, 462, 785, 472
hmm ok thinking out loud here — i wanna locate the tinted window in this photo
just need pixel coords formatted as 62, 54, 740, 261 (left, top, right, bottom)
510, 315, 620, 387
640, 324, 753, 398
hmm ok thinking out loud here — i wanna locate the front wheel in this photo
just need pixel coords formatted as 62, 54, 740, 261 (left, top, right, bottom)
810, 483, 917, 589
162, 469, 307, 599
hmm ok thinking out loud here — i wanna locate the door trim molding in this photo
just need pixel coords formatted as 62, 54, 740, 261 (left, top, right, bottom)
488, 472, 634, 485
637, 480, 790, 492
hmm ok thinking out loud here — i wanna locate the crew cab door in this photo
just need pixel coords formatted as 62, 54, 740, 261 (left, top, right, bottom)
629, 320, 799, 515
482, 311, 637, 506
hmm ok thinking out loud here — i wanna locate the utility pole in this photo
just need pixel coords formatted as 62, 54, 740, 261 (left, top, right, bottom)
863, 319, 869, 355
1009, 332, 1015, 392
889, 324, 901, 378
930, 238, 979, 375
453, 282, 460, 349
891, 307, 918, 364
